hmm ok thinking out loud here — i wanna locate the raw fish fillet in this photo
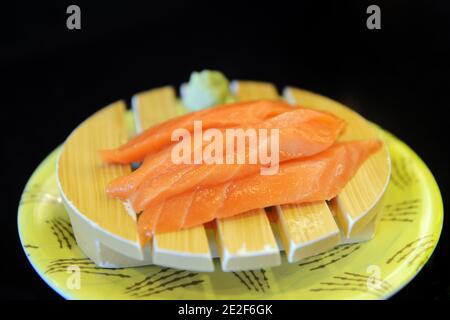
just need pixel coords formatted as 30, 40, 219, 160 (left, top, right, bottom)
130, 108, 346, 211
137, 139, 382, 239
100, 100, 292, 164
107, 107, 345, 200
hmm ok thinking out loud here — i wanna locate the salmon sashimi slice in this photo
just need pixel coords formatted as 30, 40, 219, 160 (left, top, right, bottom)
107, 107, 345, 200
130, 108, 346, 212
137, 140, 382, 237
214, 140, 382, 220
100, 100, 293, 164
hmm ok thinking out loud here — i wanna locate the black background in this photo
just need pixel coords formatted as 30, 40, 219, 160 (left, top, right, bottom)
1, 0, 449, 300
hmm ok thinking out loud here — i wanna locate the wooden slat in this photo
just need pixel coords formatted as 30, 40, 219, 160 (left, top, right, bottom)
214, 81, 282, 270
285, 87, 390, 237
132, 86, 178, 131
233, 81, 280, 100
153, 227, 213, 271
58, 101, 137, 241
132, 86, 214, 271
277, 202, 340, 262
339, 193, 385, 244
217, 209, 280, 271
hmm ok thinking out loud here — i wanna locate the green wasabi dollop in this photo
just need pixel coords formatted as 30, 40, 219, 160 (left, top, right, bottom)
182, 70, 234, 111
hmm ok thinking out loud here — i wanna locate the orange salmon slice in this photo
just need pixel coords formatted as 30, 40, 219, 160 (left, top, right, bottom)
129, 108, 346, 211
107, 107, 345, 201
100, 100, 292, 164
138, 139, 382, 237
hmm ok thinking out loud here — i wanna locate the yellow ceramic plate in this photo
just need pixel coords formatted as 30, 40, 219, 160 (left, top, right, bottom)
18, 127, 443, 300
